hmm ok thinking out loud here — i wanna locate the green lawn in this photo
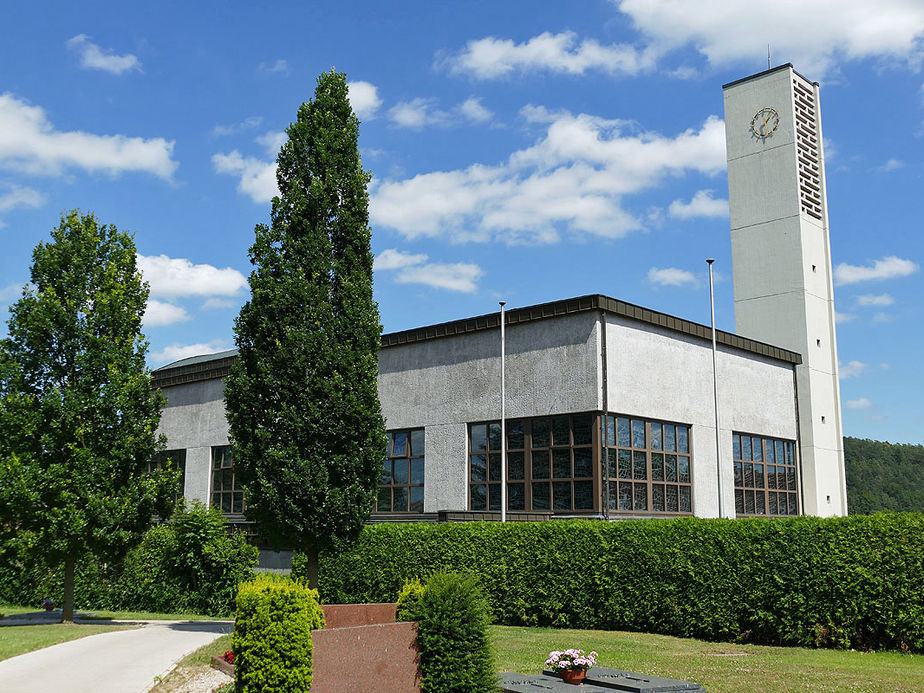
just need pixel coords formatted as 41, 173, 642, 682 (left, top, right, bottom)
77, 608, 224, 622
0, 624, 133, 662
165, 625, 924, 693
492, 626, 924, 693
0, 604, 221, 622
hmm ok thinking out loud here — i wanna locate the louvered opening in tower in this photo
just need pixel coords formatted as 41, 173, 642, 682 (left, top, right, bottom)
793, 79, 823, 220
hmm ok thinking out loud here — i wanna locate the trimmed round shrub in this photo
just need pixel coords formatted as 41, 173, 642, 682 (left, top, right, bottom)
233, 574, 325, 693
405, 572, 495, 693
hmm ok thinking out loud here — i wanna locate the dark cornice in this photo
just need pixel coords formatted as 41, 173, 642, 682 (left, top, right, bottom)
722, 63, 818, 90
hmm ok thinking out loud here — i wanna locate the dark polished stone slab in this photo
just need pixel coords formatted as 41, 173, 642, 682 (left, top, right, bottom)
542, 666, 706, 692
499, 672, 613, 692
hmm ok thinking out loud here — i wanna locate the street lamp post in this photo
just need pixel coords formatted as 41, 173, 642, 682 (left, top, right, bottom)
499, 301, 507, 522
707, 259, 724, 518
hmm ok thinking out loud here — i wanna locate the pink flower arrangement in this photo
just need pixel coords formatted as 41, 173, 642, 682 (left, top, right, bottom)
545, 648, 598, 672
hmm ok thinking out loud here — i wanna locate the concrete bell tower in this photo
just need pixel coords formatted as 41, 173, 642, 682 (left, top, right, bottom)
723, 64, 847, 517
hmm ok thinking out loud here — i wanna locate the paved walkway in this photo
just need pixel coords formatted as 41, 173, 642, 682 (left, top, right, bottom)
0, 617, 233, 693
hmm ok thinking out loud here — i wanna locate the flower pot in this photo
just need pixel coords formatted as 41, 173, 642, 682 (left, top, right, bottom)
561, 669, 586, 685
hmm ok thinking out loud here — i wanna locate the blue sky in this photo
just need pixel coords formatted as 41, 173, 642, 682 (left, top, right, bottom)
1, 1, 923, 443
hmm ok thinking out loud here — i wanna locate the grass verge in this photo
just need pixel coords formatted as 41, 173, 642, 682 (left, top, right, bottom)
0, 624, 133, 662
180, 633, 232, 667
149, 634, 233, 693
491, 625, 924, 693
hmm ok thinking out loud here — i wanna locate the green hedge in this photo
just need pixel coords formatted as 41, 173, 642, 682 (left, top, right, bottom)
233, 574, 324, 693
294, 513, 924, 652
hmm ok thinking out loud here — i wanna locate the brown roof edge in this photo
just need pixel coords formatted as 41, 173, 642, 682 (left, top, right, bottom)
151, 293, 801, 388
381, 293, 801, 365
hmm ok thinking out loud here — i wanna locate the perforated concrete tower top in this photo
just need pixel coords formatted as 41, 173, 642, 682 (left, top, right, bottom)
723, 64, 847, 517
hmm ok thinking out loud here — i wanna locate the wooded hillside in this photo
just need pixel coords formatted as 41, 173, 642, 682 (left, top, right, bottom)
845, 436, 924, 514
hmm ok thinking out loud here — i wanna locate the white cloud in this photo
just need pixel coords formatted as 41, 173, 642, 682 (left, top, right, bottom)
845, 397, 873, 410
137, 254, 247, 298
667, 189, 728, 220
388, 98, 451, 129
0, 184, 44, 225
855, 293, 894, 307
372, 110, 726, 244
143, 299, 191, 327
834, 256, 919, 285
648, 267, 698, 287
212, 150, 278, 202
259, 59, 290, 75
459, 97, 493, 123
872, 312, 894, 324
66, 34, 141, 75
396, 262, 483, 293
255, 131, 287, 157
374, 248, 429, 271
443, 31, 656, 79
202, 297, 239, 310
618, 0, 924, 78
347, 81, 383, 120
519, 104, 568, 124
0, 283, 23, 302
877, 158, 904, 172
374, 249, 483, 292
839, 360, 868, 379
152, 342, 230, 366
835, 311, 855, 324
0, 93, 176, 180
212, 116, 263, 137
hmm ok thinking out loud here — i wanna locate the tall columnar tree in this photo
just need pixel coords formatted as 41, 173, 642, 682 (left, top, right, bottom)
0, 211, 175, 621
225, 70, 387, 587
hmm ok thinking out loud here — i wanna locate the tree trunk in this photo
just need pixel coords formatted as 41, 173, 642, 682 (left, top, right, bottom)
306, 545, 320, 591
62, 556, 75, 623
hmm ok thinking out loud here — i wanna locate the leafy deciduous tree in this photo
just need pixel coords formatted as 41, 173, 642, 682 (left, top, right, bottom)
225, 71, 387, 587
0, 210, 175, 621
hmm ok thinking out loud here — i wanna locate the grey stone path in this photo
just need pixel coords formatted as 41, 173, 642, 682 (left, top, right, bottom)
0, 617, 232, 693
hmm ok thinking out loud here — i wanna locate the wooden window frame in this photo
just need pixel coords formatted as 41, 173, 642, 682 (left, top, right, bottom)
467, 413, 599, 514
376, 429, 425, 513
603, 415, 694, 516
733, 433, 799, 517
211, 445, 245, 516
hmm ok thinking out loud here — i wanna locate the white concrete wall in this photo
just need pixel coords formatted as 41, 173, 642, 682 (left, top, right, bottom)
604, 314, 798, 518
378, 311, 602, 512
157, 308, 800, 520
158, 378, 230, 506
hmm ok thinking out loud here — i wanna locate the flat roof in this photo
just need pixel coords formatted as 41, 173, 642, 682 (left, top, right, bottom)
151, 293, 801, 388
722, 63, 818, 90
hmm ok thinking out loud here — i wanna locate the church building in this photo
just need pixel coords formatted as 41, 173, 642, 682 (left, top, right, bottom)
151, 64, 848, 525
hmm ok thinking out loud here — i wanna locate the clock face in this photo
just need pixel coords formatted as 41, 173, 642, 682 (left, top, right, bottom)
750, 107, 780, 141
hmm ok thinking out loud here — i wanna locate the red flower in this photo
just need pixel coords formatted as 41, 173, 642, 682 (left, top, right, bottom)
223, 650, 235, 665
